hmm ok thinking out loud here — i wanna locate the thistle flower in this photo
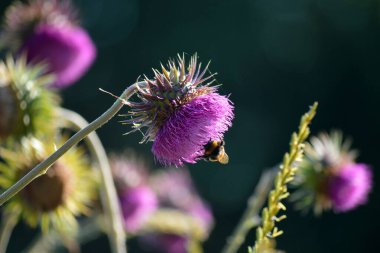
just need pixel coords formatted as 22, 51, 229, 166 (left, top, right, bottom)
1, 0, 96, 88
141, 168, 213, 252
0, 137, 98, 234
110, 153, 158, 233
292, 131, 373, 214
0, 56, 58, 140
123, 54, 234, 166
149, 168, 214, 234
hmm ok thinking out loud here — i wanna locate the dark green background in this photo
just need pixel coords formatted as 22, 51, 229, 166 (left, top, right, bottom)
1, 0, 379, 252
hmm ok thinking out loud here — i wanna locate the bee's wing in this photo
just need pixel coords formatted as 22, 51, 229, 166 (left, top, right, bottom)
219, 152, 229, 164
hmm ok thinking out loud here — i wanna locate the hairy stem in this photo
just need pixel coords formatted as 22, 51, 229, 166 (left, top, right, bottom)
59, 108, 126, 253
221, 169, 276, 253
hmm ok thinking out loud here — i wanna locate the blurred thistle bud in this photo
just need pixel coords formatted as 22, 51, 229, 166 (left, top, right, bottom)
110, 153, 158, 233
150, 169, 214, 230
146, 169, 213, 245
291, 131, 372, 214
123, 54, 234, 166
110, 152, 150, 189
0, 56, 59, 140
1, 0, 96, 88
140, 234, 188, 253
0, 137, 98, 234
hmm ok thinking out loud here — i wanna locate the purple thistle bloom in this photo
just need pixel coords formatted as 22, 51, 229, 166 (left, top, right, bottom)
328, 163, 372, 212
119, 185, 158, 233
1, 0, 96, 88
123, 55, 234, 166
152, 92, 233, 166
23, 24, 96, 88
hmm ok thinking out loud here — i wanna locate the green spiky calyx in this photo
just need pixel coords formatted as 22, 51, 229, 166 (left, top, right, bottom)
1, 0, 78, 50
0, 137, 98, 234
123, 54, 216, 142
0, 56, 59, 140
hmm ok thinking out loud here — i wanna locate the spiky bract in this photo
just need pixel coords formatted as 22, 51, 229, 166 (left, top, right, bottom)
0, 56, 58, 140
0, 137, 98, 234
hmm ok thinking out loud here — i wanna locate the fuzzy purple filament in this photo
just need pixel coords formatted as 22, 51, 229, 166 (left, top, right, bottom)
152, 92, 234, 166
328, 163, 372, 212
23, 24, 96, 88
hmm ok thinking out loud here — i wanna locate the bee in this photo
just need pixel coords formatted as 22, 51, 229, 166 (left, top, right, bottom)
203, 139, 229, 164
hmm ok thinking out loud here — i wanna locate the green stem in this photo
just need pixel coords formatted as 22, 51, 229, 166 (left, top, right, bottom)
59, 108, 127, 253
221, 169, 276, 253
0, 211, 19, 253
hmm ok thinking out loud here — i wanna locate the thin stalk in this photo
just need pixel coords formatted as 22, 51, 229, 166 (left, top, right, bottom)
221, 169, 276, 253
0, 211, 19, 253
59, 108, 126, 253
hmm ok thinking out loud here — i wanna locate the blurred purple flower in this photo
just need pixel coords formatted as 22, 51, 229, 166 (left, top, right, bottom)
292, 131, 373, 214
119, 185, 158, 233
110, 152, 149, 190
1, 0, 96, 88
150, 168, 214, 233
188, 199, 214, 232
137, 168, 213, 252
110, 153, 158, 233
23, 24, 96, 88
142, 234, 188, 253
123, 55, 234, 166
328, 163, 372, 212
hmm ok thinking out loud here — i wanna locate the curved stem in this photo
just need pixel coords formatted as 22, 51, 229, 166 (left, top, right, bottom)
0, 81, 145, 207
0, 211, 19, 253
221, 169, 276, 253
59, 108, 126, 253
